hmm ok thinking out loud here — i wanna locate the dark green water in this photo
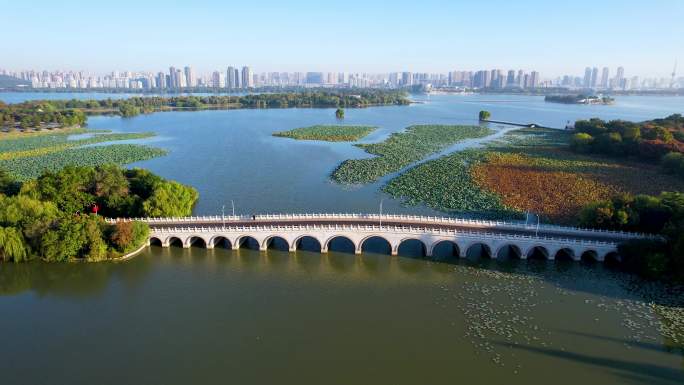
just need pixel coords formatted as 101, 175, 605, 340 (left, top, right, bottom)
1, 93, 683, 384
1, 246, 683, 385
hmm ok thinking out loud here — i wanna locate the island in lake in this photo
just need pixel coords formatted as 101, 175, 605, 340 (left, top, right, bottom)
544, 94, 615, 105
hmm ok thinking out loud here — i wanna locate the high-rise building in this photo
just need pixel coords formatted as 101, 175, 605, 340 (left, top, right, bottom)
211, 71, 225, 88
600, 67, 609, 88
169, 66, 177, 89
233, 68, 241, 88
401, 72, 413, 86
184, 66, 196, 88
157, 72, 166, 89
305, 72, 323, 84
507, 70, 516, 87
241, 66, 253, 88
529, 71, 539, 88
615, 66, 625, 89
590, 67, 599, 88
389, 72, 400, 86
226, 67, 235, 89
583, 67, 592, 88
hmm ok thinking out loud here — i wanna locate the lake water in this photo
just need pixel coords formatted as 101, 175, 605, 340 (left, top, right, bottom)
1, 92, 683, 384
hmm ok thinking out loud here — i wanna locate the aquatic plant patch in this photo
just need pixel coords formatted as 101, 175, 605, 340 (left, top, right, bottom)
332, 125, 492, 184
273, 125, 376, 142
0, 132, 156, 160
382, 150, 516, 218
0, 144, 167, 180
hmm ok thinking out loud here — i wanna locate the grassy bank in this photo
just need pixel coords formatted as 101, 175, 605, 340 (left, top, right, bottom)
273, 125, 376, 142
332, 125, 492, 184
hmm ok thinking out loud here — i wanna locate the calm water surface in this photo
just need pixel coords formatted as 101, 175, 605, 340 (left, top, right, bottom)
1, 93, 683, 384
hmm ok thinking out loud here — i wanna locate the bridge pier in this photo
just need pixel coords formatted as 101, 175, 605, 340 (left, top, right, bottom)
289, 246, 296, 253
321, 246, 328, 253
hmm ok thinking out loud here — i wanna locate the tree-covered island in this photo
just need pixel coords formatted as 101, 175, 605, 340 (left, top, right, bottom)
0, 165, 198, 262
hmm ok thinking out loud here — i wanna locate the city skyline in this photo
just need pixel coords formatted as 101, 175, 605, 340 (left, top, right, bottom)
1, 0, 682, 78
4, 63, 680, 91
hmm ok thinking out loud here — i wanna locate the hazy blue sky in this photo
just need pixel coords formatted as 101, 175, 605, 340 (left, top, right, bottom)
1, 0, 682, 77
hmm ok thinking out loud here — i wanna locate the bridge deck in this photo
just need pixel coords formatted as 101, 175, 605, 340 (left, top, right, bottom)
143, 217, 636, 244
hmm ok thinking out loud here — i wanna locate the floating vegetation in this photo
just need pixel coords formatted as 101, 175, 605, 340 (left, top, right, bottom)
273, 125, 376, 142
0, 144, 167, 180
332, 125, 492, 184
470, 152, 615, 223
0, 132, 156, 160
0, 128, 90, 152
0, 129, 166, 180
383, 126, 684, 222
383, 150, 518, 218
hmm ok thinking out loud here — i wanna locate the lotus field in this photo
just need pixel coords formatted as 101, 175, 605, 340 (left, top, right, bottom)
383, 150, 518, 218
0, 130, 166, 180
0, 132, 155, 160
273, 125, 376, 142
383, 126, 684, 223
332, 125, 492, 184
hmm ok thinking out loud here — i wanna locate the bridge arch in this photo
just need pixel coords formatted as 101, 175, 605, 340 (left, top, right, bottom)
603, 251, 621, 265
186, 236, 208, 248
526, 245, 550, 260
396, 237, 428, 257
359, 235, 392, 255
262, 235, 290, 251
580, 249, 599, 263
210, 235, 232, 249
555, 248, 575, 262
495, 244, 522, 260
429, 240, 461, 260
149, 236, 163, 247
236, 235, 261, 250
293, 235, 323, 252
324, 235, 356, 254
166, 236, 184, 248
465, 242, 493, 259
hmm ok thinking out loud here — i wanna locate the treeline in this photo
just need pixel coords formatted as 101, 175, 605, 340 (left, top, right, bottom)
570, 114, 684, 175
2, 90, 410, 121
579, 192, 684, 281
0, 165, 198, 262
0, 101, 87, 130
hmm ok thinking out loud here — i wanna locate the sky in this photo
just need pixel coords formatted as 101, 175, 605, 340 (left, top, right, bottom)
1, 0, 682, 78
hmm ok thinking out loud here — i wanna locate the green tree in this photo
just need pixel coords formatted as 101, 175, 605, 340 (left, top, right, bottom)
478, 110, 491, 121
335, 108, 345, 119
142, 181, 198, 217
109, 221, 149, 253
570, 132, 594, 152
0, 226, 27, 262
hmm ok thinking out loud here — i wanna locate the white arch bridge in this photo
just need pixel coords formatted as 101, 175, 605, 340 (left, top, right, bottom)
112, 213, 653, 262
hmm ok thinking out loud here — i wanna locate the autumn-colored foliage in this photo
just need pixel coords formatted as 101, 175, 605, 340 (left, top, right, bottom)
471, 152, 614, 222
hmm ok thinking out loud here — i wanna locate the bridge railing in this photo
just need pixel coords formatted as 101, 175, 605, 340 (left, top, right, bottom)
148, 224, 618, 247
108, 213, 651, 240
